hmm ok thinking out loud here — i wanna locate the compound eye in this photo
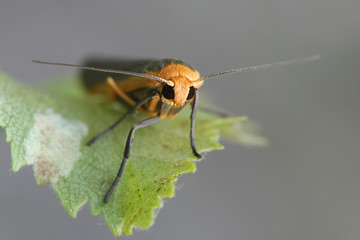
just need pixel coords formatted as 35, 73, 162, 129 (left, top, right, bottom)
187, 86, 195, 100
162, 84, 175, 100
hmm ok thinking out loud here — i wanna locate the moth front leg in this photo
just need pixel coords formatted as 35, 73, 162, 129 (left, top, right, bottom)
190, 89, 201, 159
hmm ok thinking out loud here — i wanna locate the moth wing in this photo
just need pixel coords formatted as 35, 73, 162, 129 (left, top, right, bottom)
81, 58, 157, 92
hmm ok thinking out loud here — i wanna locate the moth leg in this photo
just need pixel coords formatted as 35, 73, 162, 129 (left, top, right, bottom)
190, 89, 202, 159
107, 77, 136, 106
198, 106, 229, 118
104, 115, 161, 203
87, 91, 157, 146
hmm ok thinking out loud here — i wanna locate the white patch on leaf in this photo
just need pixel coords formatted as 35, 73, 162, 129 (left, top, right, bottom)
24, 109, 88, 184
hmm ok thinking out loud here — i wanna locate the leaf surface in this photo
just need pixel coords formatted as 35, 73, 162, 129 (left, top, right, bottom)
0, 72, 266, 235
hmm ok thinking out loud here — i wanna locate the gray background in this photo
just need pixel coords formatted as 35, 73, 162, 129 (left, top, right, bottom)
1, 0, 360, 240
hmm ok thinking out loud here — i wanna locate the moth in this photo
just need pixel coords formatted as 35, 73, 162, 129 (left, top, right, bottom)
33, 55, 319, 202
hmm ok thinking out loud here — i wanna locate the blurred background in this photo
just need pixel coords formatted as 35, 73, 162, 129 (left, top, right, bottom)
0, 0, 359, 239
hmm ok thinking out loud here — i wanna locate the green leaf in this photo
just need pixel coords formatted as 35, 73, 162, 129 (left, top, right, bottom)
0, 71, 266, 236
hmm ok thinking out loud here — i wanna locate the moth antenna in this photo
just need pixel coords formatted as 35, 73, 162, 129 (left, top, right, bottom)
195, 54, 320, 82
32, 60, 175, 86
